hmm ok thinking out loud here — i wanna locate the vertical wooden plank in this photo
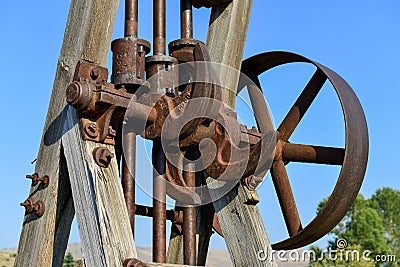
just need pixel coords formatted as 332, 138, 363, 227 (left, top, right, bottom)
206, 0, 251, 108
166, 204, 213, 266
63, 108, 137, 266
167, 173, 214, 265
205, 1, 277, 266
14, 0, 119, 266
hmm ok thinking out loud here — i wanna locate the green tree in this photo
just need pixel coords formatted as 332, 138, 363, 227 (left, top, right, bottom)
370, 188, 400, 266
63, 252, 74, 267
311, 188, 400, 267
339, 195, 388, 256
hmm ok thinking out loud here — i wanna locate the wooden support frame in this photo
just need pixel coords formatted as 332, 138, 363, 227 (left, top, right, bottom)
205, 1, 278, 266
14, 0, 134, 266
15, 0, 277, 266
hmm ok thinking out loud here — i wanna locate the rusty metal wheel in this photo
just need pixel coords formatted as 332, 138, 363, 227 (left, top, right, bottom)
235, 51, 369, 249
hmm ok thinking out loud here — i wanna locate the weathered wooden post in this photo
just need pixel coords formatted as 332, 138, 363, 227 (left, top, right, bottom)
205, 1, 277, 266
14, 0, 139, 266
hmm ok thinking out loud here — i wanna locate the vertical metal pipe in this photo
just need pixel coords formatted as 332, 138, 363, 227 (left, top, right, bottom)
125, 0, 138, 37
152, 142, 167, 263
121, 0, 138, 240
122, 132, 136, 237
153, 0, 166, 54
180, 0, 193, 39
183, 151, 197, 265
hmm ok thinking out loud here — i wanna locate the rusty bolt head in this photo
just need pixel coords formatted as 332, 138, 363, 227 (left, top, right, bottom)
66, 81, 81, 104
26, 173, 40, 186
123, 258, 148, 267
26, 173, 49, 187
84, 123, 99, 138
242, 175, 264, 191
32, 200, 45, 217
90, 68, 100, 80
108, 126, 117, 138
20, 197, 35, 213
41, 175, 50, 187
20, 197, 45, 217
93, 147, 114, 168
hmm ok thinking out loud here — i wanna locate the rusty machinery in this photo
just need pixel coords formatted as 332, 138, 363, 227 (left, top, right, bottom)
64, 0, 368, 265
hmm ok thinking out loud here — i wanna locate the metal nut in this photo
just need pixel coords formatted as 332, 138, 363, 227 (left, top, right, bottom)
26, 173, 40, 186
84, 123, 99, 138
26, 173, 50, 187
20, 198, 35, 213
20, 197, 45, 217
66, 81, 81, 104
123, 258, 149, 267
242, 175, 263, 191
93, 147, 114, 168
90, 68, 99, 80
108, 126, 117, 137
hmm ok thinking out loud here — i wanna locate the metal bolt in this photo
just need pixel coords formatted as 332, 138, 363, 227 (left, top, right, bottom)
40, 175, 50, 187
66, 81, 81, 104
90, 68, 100, 80
20, 197, 45, 217
242, 175, 263, 191
84, 123, 99, 138
20, 198, 34, 213
123, 258, 149, 267
108, 126, 117, 138
93, 147, 114, 168
26, 173, 40, 186
26, 173, 49, 187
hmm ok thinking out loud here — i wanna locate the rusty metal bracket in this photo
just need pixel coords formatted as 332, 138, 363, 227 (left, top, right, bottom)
66, 61, 136, 145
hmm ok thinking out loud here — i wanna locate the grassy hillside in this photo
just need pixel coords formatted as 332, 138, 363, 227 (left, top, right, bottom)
0, 251, 16, 267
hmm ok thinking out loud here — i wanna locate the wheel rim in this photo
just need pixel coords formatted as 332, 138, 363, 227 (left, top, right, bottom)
237, 51, 369, 249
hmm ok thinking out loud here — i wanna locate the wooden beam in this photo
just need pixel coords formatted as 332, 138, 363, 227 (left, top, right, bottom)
167, 172, 214, 265
166, 204, 213, 266
206, 0, 251, 108
146, 263, 203, 267
205, 1, 278, 266
63, 112, 137, 266
14, 0, 119, 266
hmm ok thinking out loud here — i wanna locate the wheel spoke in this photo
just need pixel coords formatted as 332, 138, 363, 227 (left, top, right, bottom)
277, 69, 327, 141
247, 75, 274, 134
271, 160, 302, 237
282, 143, 344, 165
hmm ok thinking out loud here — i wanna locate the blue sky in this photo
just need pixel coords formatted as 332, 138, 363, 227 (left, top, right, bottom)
1, 0, 399, 252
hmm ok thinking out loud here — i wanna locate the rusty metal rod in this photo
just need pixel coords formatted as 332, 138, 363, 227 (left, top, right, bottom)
125, 0, 138, 37
135, 204, 183, 224
183, 152, 197, 265
152, 141, 167, 263
282, 143, 344, 165
153, 0, 166, 55
277, 69, 327, 141
270, 160, 302, 237
122, 132, 136, 237
181, 0, 193, 39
